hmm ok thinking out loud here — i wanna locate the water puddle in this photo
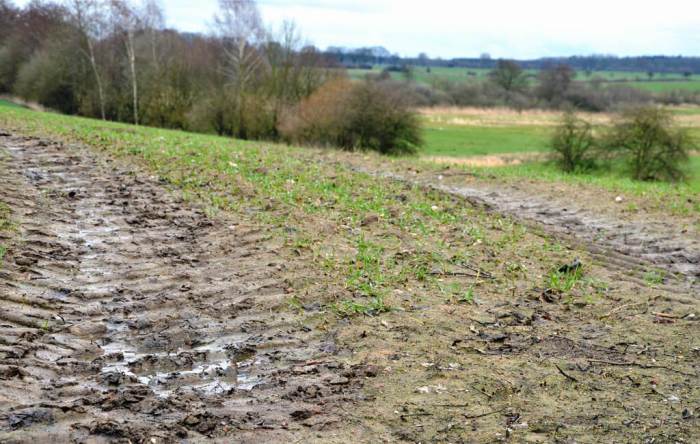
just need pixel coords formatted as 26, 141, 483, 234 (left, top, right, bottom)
99, 331, 261, 398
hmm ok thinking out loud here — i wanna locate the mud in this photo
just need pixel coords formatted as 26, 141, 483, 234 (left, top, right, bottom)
0, 135, 365, 443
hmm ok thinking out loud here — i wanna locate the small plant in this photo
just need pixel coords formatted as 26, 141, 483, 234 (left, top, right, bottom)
551, 111, 596, 172
644, 270, 665, 286
605, 107, 694, 181
459, 287, 475, 304
546, 267, 584, 293
333, 295, 390, 317
287, 295, 303, 311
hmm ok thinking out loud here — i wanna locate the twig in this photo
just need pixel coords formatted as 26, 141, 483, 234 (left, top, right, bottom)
599, 301, 647, 319
429, 271, 482, 278
652, 312, 679, 319
587, 359, 696, 377
463, 407, 507, 420
555, 364, 579, 382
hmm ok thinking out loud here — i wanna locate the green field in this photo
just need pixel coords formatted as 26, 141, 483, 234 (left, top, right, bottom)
423, 124, 550, 156
627, 80, 700, 92
1, 100, 697, 217
416, 107, 700, 216
0, 99, 24, 109
347, 65, 700, 92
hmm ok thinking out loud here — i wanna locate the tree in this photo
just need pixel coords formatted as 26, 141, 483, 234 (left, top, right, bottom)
488, 59, 527, 101
109, 0, 142, 124
536, 64, 574, 106
0, 0, 19, 45
67, 0, 109, 120
606, 107, 693, 181
213, 0, 268, 138
551, 111, 596, 172
214, 0, 266, 91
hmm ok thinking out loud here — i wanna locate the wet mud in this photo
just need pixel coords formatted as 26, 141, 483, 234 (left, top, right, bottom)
0, 135, 365, 443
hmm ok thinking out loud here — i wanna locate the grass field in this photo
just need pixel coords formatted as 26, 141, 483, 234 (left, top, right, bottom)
423, 125, 550, 156
416, 106, 700, 216
0, 99, 25, 109
347, 65, 700, 92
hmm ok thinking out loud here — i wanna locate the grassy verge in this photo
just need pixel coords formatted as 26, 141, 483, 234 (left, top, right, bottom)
483, 157, 700, 217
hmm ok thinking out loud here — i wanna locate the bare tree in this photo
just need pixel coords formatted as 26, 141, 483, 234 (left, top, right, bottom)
140, 0, 164, 69
536, 63, 574, 106
67, 0, 108, 120
110, 0, 141, 124
214, 0, 267, 92
489, 59, 527, 97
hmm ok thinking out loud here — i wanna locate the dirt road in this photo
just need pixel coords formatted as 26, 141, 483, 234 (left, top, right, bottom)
0, 135, 366, 443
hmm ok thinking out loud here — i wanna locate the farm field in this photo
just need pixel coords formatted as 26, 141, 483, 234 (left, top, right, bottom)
348, 65, 700, 92
1, 102, 698, 442
418, 106, 700, 217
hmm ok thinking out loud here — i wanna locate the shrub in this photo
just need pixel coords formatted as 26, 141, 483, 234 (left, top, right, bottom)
277, 78, 353, 147
342, 81, 423, 154
279, 79, 423, 155
605, 107, 694, 181
551, 111, 597, 172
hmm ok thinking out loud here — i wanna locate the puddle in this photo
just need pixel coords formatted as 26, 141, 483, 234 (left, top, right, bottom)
99, 332, 261, 398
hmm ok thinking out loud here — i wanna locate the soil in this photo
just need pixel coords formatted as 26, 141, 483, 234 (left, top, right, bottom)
0, 135, 367, 443
1, 131, 699, 443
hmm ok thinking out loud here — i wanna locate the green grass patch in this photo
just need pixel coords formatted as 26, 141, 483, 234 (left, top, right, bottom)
0, 99, 24, 109
484, 157, 700, 216
422, 124, 551, 157
626, 80, 700, 93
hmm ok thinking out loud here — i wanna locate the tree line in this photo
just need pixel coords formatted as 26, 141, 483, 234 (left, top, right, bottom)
0, 0, 340, 138
380, 59, 700, 111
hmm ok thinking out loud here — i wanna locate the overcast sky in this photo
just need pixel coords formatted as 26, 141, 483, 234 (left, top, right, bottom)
13, 0, 700, 58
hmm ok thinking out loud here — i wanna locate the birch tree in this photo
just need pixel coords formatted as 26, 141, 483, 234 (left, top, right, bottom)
67, 0, 108, 120
109, 0, 141, 124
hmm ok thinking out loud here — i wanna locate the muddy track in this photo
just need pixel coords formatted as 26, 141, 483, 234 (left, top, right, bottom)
0, 135, 365, 443
357, 167, 700, 295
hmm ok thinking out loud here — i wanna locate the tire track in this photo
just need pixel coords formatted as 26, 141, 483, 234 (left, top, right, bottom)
353, 166, 700, 294
0, 135, 365, 443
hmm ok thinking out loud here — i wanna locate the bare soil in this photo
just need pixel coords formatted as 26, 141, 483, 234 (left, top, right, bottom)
0, 135, 368, 443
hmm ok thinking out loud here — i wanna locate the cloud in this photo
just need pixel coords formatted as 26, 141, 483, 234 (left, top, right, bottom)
10, 0, 700, 58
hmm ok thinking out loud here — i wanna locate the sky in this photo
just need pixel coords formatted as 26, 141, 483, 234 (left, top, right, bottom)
13, 0, 700, 58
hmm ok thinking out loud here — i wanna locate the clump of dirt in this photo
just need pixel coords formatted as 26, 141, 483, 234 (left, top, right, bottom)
0, 134, 368, 442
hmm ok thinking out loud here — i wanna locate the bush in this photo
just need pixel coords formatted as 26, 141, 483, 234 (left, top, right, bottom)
551, 111, 597, 172
342, 81, 423, 154
605, 107, 694, 181
277, 78, 353, 147
279, 79, 423, 155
